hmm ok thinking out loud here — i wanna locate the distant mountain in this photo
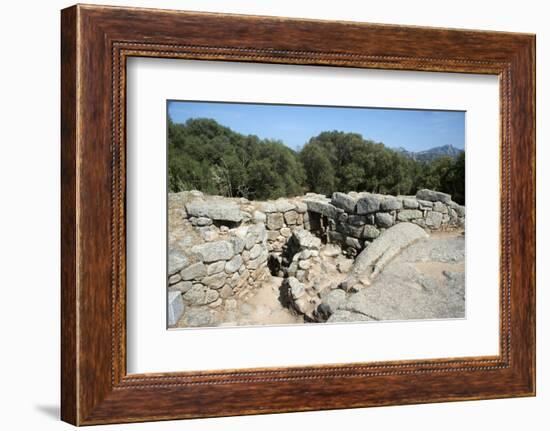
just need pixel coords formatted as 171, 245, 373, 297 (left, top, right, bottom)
396, 144, 463, 162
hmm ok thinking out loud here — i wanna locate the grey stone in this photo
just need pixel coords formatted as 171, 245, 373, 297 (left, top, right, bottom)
294, 201, 308, 213
194, 217, 213, 226
167, 292, 184, 326
280, 227, 292, 237
182, 285, 210, 305
331, 192, 357, 213
320, 289, 346, 315
417, 199, 434, 210
267, 230, 279, 241
292, 228, 322, 250
341, 222, 428, 289
168, 249, 189, 275
327, 309, 374, 323
347, 214, 368, 226
169, 280, 193, 293
362, 225, 380, 240
321, 243, 342, 257
208, 298, 223, 308
275, 199, 295, 213
425, 211, 443, 229
433, 201, 448, 214
191, 240, 234, 263
375, 212, 394, 228
219, 285, 233, 299
336, 256, 354, 273
345, 237, 362, 249
287, 277, 305, 298
266, 212, 284, 230
402, 197, 419, 209
356, 194, 381, 214
253, 210, 266, 223
456, 205, 466, 217
225, 255, 243, 274
206, 260, 226, 275
381, 197, 402, 211
180, 262, 207, 281
298, 260, 311, 270
230, 235, 245, 254
249, 244, 262, 260
168, 273, 182, 285
185, 200, 243, 222
397, 209, 423, 222
283, 210, 299, 225
182, 307, 216, 327
202, 272, 227, 289
304, 199, 340, 219
416, 189, 452, 204
204, 289, 220, 304
336, 222, 363, 238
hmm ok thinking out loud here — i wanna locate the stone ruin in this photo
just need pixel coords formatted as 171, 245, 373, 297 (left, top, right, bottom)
167, 189, 465, 327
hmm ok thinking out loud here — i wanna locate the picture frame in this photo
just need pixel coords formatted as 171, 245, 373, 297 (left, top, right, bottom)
60, 4, 535, 425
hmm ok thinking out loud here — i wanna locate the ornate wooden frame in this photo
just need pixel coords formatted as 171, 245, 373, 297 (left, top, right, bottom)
61, 4, 536, 425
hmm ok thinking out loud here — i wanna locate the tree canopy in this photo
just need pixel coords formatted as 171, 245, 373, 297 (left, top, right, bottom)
168, 118, 465, 204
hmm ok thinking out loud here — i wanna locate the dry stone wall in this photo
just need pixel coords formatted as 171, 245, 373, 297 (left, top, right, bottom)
167, 189, 465, 327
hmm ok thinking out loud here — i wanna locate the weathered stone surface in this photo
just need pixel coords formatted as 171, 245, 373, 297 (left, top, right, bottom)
185, 200, 243, 222
180, 262, 206, 281
304, 198, 340, 219
417, 199, 434, 209
433, 201, 448, 214
170, 280, 193, 293
375, 212, 394, 228
347, 214, 367, 226
206, 260, 226, 275
331, 192, 357, 213
249, 244, 262, 260
345, 237, 362, 249
362, 225, 380, 240
321, 243, 341, 258
168, 292, 184, 326
168, 249, 189, 275
283, 210, 298, 225
298, 260, 311, 270
287, 277, 305, 298
319, 289, 346, 316
275, 199, 295, 213
336, 256, 354, 273
225, 255, 243, 274
402, 197, 419, 209
336, 222, 363, 238
327, 309, 374, 323
456, 205, 466, 217
168, 273, 182, 285
202, 272, 227, 289
280, 227, 292, 237
292, 228, 322, 250
266, 212, 284, 230
219, 284, 233, 299
356, 194, 381, 214
381, 197, 402, 211
182, 285, 211, 305
416, 189, 452, 204
397, 209, 423, 222
191, 240, 234, 263
181, 307, 216, 327
425, 211, 443, 229
194, 217, 213, 226
253, 210, 266, 223
294, 201, 308, 214
341, 222, 428, 290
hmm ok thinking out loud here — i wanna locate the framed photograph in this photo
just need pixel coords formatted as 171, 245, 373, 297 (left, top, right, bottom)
61, 4, 536, 425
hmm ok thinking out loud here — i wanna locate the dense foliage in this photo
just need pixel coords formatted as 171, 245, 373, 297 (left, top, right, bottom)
168, 118, 465, 204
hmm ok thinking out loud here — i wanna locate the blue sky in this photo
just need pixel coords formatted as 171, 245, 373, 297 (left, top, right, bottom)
167, 100, 465, 152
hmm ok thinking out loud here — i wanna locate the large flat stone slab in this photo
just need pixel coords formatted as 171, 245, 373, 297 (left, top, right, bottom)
185, 200, 243, 222
340, 222, 428, 290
